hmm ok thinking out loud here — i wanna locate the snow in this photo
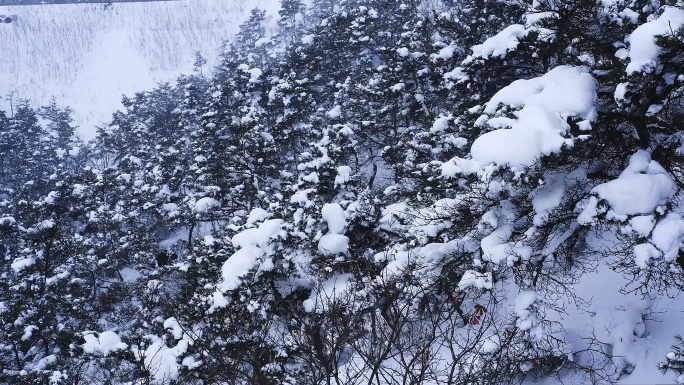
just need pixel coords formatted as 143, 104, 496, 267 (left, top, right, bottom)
301, 34, 315, 44
433, 44, 457, 60
626, 7, 684, 74
231, 218, 283, 250
192, 197, 220, 214
135, 335, 190, 383
620, 8, 639, 24
594, 173, 674, 215
471, 66, 597, 168
480, 223, 532, 264
439, 157, 484, 177
650, 214, 684, 261
586, 293, 650, 379
523, 11, 556, 26
471, 128, 544, 168
119, 267, 142, 283
458, 270, 493, 290
11, 257, 35, 273
21, 325, 37, 341
634, 242, 660, 269
334, 165, 352, 187
627, 215, 656, 237
532, 174, 569, 226
326, 105, 342, 119
254, 37, 272, 47
317, 234, 349, 254
82, 331, 128, 356
431, 116, 450, 134
590, 151, 675, 216
163, 317, 184, 339
0, 0, 282, 141
248, 67, 263, 82
514, 291, 539, 332
0, 216, 16, 226
480, 335, 500, 354
321, 203, 346, 234
5, 2, 684, 384
215, 218, 284, 305
468, 24, 529, 61
303, 273, 353, 312
220, 246, 264, 291
246, 207, 272, 225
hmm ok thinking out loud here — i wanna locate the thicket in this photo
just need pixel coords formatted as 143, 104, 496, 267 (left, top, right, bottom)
2, 0, 684, 384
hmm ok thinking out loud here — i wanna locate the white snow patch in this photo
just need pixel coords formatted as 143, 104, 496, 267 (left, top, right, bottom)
591, 152, 675, 216
11, 257, 36, 273
650, 214, 684, 261
468, 24, 529, 61
231, 219, 283, 250
321, 203, 347, 234
193, 197, 220, 214
515, 291, 540, 334
326, 105, 342, 119
471, 66, 596, 168
220, 246, 264, 291
318, 234, 350, 255
246, 207, 272, 226
627, 215, 656, 237
303, 273, 353, 312
431, 116, 450, 134
458, 271, 493, 290
626, 7, 684, 74
82, 331, 128, 356
334, 165, 352, 187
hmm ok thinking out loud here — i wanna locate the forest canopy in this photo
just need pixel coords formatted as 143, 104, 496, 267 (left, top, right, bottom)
2, 0, 684, 384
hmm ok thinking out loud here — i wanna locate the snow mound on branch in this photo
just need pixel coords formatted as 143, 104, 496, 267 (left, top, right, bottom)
480, 208, 532, 265
321, 203, 347, 234
246, 207, 271, 225
515, 291, 542, 339
11, 256, 36, 273
634, 214, 684, 268
334, 165, 352, 187
591, 151, 675, 216
594, 174, 674, 215
467, 24, 529, 61
231, 218, 284, 250
458, 271, 493, 290
193, 197, 220, 214
220, 247, 264, 291
627, 215, 656, 237
318, 234, 349, 254
650, 214, 684, 261
626, 7, 684, 74
133, 331, 198, 384
82, 331, 128, 356
470, 66, 596, 168
215, 217, 283, 303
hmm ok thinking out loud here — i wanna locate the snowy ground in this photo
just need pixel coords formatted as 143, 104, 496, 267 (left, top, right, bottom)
0, 0, 280, 140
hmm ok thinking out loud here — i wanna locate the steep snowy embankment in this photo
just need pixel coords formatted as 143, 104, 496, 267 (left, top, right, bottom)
0, 0, 280, 140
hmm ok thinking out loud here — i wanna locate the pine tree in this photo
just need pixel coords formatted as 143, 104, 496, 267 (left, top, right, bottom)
279, 0, 306, 43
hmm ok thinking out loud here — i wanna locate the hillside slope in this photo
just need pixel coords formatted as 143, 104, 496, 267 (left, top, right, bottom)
0, 0, 279, 140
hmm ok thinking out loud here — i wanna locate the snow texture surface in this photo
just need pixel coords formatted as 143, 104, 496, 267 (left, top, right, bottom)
471, 66, 596, 168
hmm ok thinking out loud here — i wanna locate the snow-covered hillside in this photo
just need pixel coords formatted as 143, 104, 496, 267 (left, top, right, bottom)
0, 0, 280, 140
2, 1, 684, 384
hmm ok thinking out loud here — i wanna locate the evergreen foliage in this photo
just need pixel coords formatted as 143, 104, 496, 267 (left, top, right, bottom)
3, 0, 684, 384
